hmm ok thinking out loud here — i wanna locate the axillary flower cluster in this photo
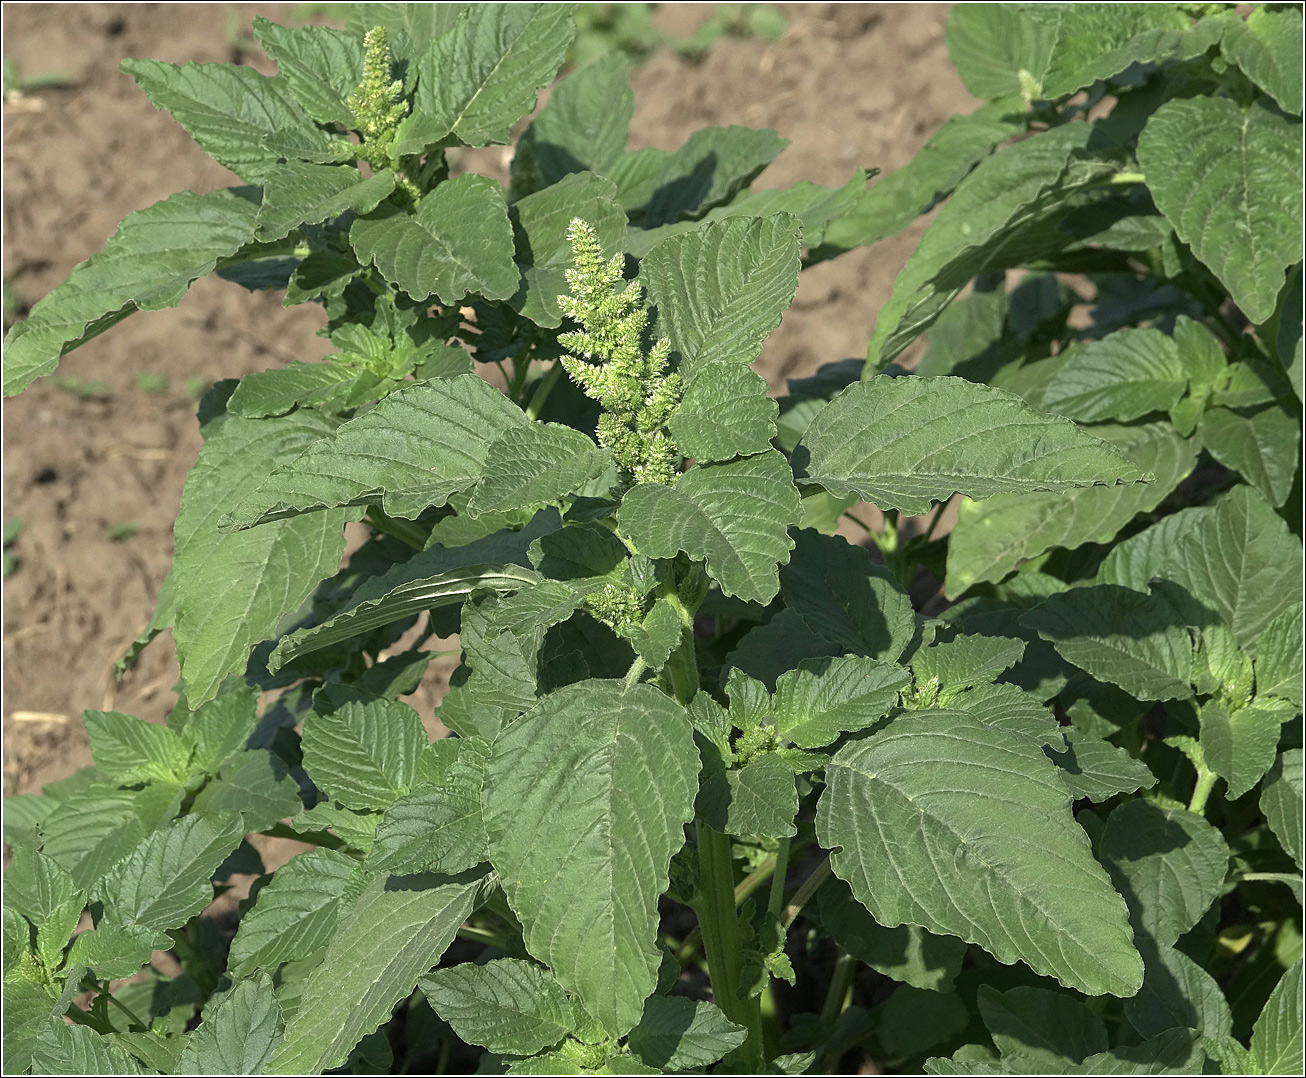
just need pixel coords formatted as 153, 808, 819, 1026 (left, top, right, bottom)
557, 219, 684, 489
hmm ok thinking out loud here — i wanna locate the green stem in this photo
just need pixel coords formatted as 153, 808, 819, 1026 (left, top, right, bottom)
676, 850, 781, 964
456, 924, 511, 949
768, 837, 793, 921
169, 926, 217, 996
695, 821, 766, 1070
365, 506, 427, 551
100, 983, 150, 1031
819, 952, 857, 1027
625, 655, 648, 688
506, 355, 531, 404
782, 854, 832, 929
524, 361, 565, 420
1189, 764, 1219, 815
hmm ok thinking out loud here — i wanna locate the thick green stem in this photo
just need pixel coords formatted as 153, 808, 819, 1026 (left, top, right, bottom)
695, 821, 766, 1070
676, 849, 783, 964
768, 837, 793, 920
782, 854, 832, 929
365, 506, 427, 551
100, 983, 150, 1031
524, 361, 565, 420
1189, 764, 1219, 815
819, 951, 857, 1027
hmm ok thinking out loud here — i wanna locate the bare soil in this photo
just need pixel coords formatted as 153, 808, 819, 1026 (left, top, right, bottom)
2, 2, 976, 795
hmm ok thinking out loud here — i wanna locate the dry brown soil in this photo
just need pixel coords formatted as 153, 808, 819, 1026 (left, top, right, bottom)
2, 3, 977, 795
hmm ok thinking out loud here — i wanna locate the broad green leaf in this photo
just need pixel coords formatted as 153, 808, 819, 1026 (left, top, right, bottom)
228, 848, 361, 976
2, 845, 77, 927
1040, 4, 1202, 99
176, 973, 283, 1075
2, 795, 54, 845
1020, 585, 1195, 701
509, 171, 625, 327
2, 189, 257, 396
251, 18, 363, 126
1138, 98, 1303, 324
1126, 940, 1232, 1040
1045, 728, 1156, 803
256, 163, 397, 242
173, 404, 352, 707
1260, 750, 1304, 871
121, 59, 334, 183
226, 361, 363, 419
301, 694, 427, 811
3, 981, 61, 1076
1255, 607, 1304, 707
1220, 6, 1304, 117
467, 423, 610, 516
268, 869, 489, 1075
1040, 329, 1189, 422
226, 374, 528, 526
779, 529, 916, 661
82, 711, 190, 785
698, 752, 798, 841
867, 124, 1105, 367
1198, 403, 1300, 508
977, 985, 1108, 1071
618, 450, 802, 605
817, 878, 967, 991
945, 4, 1061, 99
510, 52, 634, 200
394, 4, 577, 154
484, 681, 699, 1036
801, 376, 1143, 517
816, 710, 1143, 996
950, 681, 1065, 748
945, 422, 1198, 596
350, 174, 518, 303
1165, 485, 1303, 648
1251, 958, 1304, 1075
38, 783, 180, 892
420, 959, 575, 1055
1098, 800, 1229, 947
724, 608, 841, 692
347, 3, 467, 58
1076, 1028, 1207, 1074
669, 363, 778, 463
773, 655, 911, 749
1200, 700, 1285, 801
639, 214, 801, 379
1093, 506, 1211, 593
174, 678, 261, 776
627, 996, 748, 1071
101, 813, 244, 932
29, 1017, 144, 1076
66, 924, 170, 981
190, 750, 303, 831
912, 634, 1026, 698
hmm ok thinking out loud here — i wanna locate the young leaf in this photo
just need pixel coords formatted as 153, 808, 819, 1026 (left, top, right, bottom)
29, 1017, 146, 1076
81, 710, 191, 785
255, 163, 397, 242
1097, 800, 1229, 948
227, 361, 378, 419
626, 996, 748, 1071
669, 363, 778, 464
419, 958, 576, 1056
66, 923, 171, 982
466, 423, 611, 516
1, 188, 258, 397
1039, 5, 1202, 99
1260, 750, 1304, 871
1219, 5, 1304, 117
772, 655, 911, 749
816, 710, 1143, 997
977, 985, 1108, 1072
189, 750, 304, 831
38, 783, 180, 892
174, 973, 284, 1076
1138, 97, 1303, 324
225, 373, 529, 526
944, 5, 1061, 99
618, 450, 802, 605
1200, 700, 1286, 801
1250, 958, 1304, 1076
1197, 403, 1300, 509
173, 404, 353, 707
251, 18, 364, 126
800, 376, 1144, 516
698, 752, 798, 841
175, 679, 261, 776
268, 869, 490, 1075
393, 3, 577, 155
1040, 329, 1190, 422
1045, 728, 1156, 803
350, 174, 519, 303
300, 694, 428, 811
484, 680, 700, 1037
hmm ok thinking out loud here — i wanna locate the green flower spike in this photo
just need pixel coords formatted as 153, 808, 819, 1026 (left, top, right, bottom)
347, 27, 419, 202
557, 219, 684, 488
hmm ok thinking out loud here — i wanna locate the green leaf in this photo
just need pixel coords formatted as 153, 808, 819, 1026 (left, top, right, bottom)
1039, 4, 1204, 99
227, 361, 360, 419
2, 189, 258, 397
912, 634, 1026, 697
173, 404, 353, 707
1138, 98, 1303, 324
1020, 585, 1196, 701
226, 373, 528, 526
779, 529, 916, 661
175, 679, 261, 776
101, 813, 244, 932
724, 608, 841, 692
38, 784, 180, 892
190, 750, 304, 831
1165, 485, 1303, 648
175, 973, 283, 1075
484, 681, 699, 1036
1255, 607, 1304, 706
256, 163, 397, 242
228, 848, 362, 976
1219, 6, 1304, 117
301, 694, 427, 811
350, 174, 518, 303
29, 1017, 145, 1076
2, 981, 61, 1076
698, 752, 798, 841
951, 681, 1065, 748
817, 878, 967, 991
348, 4, 466, 58
121, 59, 334, 183
1251, 958, 1304, 1075
618, 450, 802, 605
801, 376, 1143, 516
509, 171, 625, 327
1261, 750, 1304, 871
640, 214, 801, 380
627, 996, 748, 1071
467, 423, 610, 516
268, 869, 489, 1075
1045, 728, 1156, 803
81, 710, 190, 785
945, 5, 1061, 99
1125, 940, 1232, 1040
510, 52, 634, 200
1041, 329, 1190, 422
66, 924, 171, 981
1200, 700, 1286, 801
251, 18, 363, 126
816, 710, 1142, 996
1098, 800, 1229, 948
773, 655, 911, 749
867, 124, 1105, 367
1094, 506, 1211, 593
1198, 403, 1300, 508
977, 985, 1108, 1071
420, 958, 575, 1055
945, 421, 1198, 596
669, 363, 778, 464
394, 4, 577, 154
